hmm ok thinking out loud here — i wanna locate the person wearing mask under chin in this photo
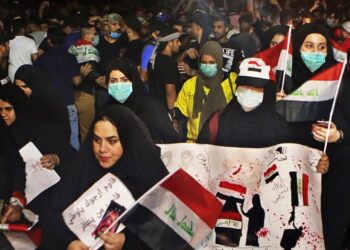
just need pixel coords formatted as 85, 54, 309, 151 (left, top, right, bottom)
173, 41, 237, 142
197, 57, 329, 174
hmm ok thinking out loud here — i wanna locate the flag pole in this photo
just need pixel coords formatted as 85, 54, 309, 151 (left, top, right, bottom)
323, 61, 347, 153
280, 25, 292, 92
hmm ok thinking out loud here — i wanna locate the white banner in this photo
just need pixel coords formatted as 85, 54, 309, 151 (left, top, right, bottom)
159, 143, 324, 249
62, 173, 135, 247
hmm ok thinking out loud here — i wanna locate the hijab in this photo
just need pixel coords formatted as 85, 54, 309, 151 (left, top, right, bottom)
53, 105, 168, 211
14, 65, 71, 138
0, 83, 76, 176
291, 23, 337, 91
105, 58, 146, 113
198, 82, 294, 147
193, 41, 226, 131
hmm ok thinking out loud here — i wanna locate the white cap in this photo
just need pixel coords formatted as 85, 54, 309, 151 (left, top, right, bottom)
342, 21, 350, 33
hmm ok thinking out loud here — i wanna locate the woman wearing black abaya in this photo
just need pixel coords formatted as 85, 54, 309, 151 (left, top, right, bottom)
52, 105, 168, 249
14, 65, 71, 140
283, 23, 338, 148
0, 83, 76, 249
197, 57, 294, 148
278, 23, 348, 249
0, 118, 25, 224
103, 58, 184, 143
311, 53, 350, 249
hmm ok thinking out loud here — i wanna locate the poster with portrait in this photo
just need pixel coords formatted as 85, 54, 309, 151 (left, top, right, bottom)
62, 173, 135, 247
158, 143, 324, 250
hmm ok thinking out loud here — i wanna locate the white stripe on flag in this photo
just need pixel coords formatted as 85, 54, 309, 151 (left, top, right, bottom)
140, 186, 212, 249
283, 80, 338, 102
3, 232, 36, 250
276, 49, 292, 77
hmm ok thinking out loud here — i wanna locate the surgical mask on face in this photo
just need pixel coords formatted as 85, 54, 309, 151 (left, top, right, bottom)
108, 82, 133, 103
109, 31, 122, 39
91, 35, 99, 46
199, 63, 218, 77
235, 87, 264, 112
300, 51, 327, 73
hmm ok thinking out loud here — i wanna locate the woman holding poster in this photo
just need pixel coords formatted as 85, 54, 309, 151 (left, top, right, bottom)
52, 105, 168, 250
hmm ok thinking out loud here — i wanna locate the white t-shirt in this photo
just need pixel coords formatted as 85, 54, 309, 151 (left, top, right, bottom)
8, 35, 38, 82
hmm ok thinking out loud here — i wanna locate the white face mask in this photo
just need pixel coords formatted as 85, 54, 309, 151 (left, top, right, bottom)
235, 87, 264, 112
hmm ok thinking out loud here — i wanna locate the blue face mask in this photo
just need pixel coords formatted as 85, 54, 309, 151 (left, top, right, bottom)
108, 82, 133, 103
300, 51, 327, 73
91, 35, 99, 46
109, 31, 122, 39
199, 63, 218, 77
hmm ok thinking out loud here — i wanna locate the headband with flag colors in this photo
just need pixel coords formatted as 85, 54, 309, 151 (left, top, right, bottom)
236, 57, 271, 88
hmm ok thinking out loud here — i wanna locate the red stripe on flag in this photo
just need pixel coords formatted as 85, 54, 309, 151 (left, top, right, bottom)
263, 164, 277, 177
310, 63, 343, 81
219, 181, 247, 195
26, 227, 42, 247
161, 169, 223, 228
218, 211, 242, 221
302, 174, 309, 206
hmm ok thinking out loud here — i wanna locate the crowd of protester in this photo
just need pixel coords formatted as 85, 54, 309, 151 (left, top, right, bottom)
0, 0, 350, 249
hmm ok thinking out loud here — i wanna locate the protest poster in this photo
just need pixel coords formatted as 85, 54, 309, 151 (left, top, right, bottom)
158, 143, 324, 249
62, 173, 135, 247
18, 142, 60, 203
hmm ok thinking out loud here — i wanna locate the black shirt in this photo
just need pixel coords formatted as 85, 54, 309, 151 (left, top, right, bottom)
220, 40, 244, 77
124, 39, 144, 66
148, 53, 180, 108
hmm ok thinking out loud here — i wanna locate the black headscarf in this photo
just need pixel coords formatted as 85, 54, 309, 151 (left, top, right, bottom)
14, 65, 71, 139
0, 83, 76, 177
291, 23, 337, 91
104, 58, 146, 113
197, 82, 294, 147
0, 118, 25, 202
53, 105, 168, 211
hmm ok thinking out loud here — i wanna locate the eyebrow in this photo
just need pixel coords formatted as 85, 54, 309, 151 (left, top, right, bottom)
93, 134, 119, 140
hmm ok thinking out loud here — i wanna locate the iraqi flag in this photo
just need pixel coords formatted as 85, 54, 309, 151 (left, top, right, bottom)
264, 164, 280, 184
255, 27, 293, 92
120, 169, 223, 250
289, 172, 309, 207
0, 227, 42, 250
276, 62, 344, 122
331, 39, 348, 62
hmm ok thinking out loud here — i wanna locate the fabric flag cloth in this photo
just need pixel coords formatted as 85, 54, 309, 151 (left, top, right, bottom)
255, 30, 293, 92
120, 169, 223, 250
331, 39, 348, 62
264, 164, 280, 184
289, 172, 309, 207
276, 62, 344, 122
0, 227, 42, 250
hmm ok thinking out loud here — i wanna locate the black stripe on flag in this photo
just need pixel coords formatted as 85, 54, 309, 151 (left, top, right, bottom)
290, 172, 298, 207
276, 99, 333, 122
0, 233, 14, 250
121, 204, 194, 250
266, 172, 279, 184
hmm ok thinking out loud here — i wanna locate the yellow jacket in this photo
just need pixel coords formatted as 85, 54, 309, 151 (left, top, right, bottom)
175, 72, 237, 142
